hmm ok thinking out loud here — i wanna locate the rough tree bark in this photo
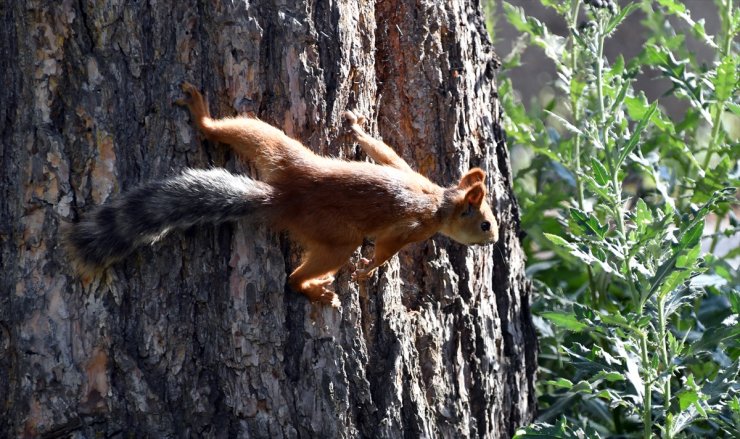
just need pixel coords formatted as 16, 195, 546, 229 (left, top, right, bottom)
0, 0, 536, 437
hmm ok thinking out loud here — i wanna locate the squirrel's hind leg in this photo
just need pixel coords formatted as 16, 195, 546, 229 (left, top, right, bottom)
178, 83, 310, 181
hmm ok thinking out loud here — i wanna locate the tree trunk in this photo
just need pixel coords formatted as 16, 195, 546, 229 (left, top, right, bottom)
0, 0, 536, 437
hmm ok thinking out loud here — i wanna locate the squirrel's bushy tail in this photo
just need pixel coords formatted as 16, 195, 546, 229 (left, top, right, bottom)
64, 168, 275, 275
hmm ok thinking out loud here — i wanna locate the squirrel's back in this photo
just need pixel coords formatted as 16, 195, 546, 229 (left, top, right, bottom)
268, 158, 445, 246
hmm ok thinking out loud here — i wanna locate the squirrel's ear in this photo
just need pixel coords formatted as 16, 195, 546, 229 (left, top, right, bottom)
459, 168, 486, 188
464, 182, 486, 208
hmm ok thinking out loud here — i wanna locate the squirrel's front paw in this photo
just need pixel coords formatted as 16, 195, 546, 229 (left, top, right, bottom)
175, 82, 198, 106
176, 82, 210, 119
351, 257, 376, 281
180, 81, 198, 95
343, 110, 367, 130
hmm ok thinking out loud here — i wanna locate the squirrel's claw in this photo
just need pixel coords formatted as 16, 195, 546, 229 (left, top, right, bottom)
343, 110, 367, 130
304, 279, 341, 308
317, 289, 341, 308
181, 81, 198, 94
350, 257, 371, 271
316, 275, 335, 286
176, 82, 211, 120
343, 110, 358, 125
352, 268, 376, 281
175, 82, 197, 106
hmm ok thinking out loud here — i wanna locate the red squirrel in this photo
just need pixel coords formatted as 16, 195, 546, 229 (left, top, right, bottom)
65, 83, 499, 307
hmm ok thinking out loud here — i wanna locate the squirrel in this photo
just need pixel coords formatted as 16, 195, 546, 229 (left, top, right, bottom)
64, 83, 499, 307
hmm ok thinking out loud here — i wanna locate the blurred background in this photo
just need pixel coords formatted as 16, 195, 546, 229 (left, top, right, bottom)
485, 0, 738, 267
488, 0, 720, 119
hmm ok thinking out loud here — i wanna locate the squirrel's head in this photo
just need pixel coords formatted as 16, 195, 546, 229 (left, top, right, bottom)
440, 168, 499, 246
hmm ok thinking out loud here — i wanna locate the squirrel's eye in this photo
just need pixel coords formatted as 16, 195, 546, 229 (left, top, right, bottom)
481, 221, 491, 231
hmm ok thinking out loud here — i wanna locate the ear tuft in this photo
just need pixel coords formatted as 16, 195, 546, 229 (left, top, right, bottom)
464, 182, 486, 207
459, 168, 486, 188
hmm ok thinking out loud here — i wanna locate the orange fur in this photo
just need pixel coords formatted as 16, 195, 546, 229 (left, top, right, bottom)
178, 83, 499, 307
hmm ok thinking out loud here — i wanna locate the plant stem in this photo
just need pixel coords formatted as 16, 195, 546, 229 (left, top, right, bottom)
658, 297, 672, 438
568, 0, 599, 303
595, 28, 626, 240
595, 13, 654, 437
704, 0, 734, 251
701, 0, 733, 170
721, 0, 734, 57
569, 0, 583, 206
641, 332, 652, 439
708, 215, 723, 253
594, 13, 637, 306
702, 101, 725, 171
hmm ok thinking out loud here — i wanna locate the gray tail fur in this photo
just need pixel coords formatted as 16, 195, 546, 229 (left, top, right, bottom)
64, 168, 275, 274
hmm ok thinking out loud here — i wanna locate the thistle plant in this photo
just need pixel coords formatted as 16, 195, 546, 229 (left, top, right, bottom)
493, 0, 739, 437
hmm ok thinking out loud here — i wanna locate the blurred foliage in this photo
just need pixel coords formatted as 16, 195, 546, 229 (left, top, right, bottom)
487, 0, 739, 437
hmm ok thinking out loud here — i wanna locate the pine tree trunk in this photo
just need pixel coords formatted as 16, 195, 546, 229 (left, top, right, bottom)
0, 1, 536, 437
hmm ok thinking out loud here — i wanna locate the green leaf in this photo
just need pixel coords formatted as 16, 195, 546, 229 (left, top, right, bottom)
687, 324, 740, 355
713, 55, 737, 101
693, 399, 707, 418
608, 79, 631, 119
618, 101, 657, 166
570, 78, 586, 101
569, 208, 608, 239
608, 55, 625, 80
502, 34, 529, 69
594, 371, 626, 383
546, 378, 574, 389
658, 270, 692, 298
514, 420, 569, 439
571, 380, 593, 393
613, 337, 644, 401
676, 244, 700, 269
541, 311, 589, 332
730, 289, 740, 314
653, 220, 704, 298
599, 310, 629, 328
624, 93, 671, 131
543, 233, 570, 248
624, 95, 648, 120
605, 3, 641, 34
647, 197, 721, 301
544, 110, 582, 135
591, 158, 609, 186
657, 0, 717, 48
640, 44, 670, 67
731, 396, 740, 413
502, 2, 532, 34
678, 388, 700, 411
581, 174, 611, 199
679, 219, 704, 249
635, 199, 653, 230
691, 19, 717, 49
657, 0, 686, 14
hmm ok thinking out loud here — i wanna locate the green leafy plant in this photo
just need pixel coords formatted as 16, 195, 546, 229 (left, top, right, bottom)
492, 0, 739, 437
